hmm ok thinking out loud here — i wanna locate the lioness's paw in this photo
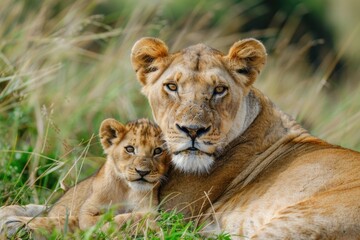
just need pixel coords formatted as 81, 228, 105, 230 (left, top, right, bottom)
0, 216, 27, 238
0, 204, 47, 219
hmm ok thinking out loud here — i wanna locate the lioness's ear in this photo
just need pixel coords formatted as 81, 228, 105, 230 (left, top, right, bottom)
131, 37, 169, 85
99, 118, 125, 152
227, 38, 267, 86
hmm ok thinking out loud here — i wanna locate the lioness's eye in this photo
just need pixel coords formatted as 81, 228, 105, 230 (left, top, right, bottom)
125, 146, 135, 153
213, 86, 228, 95
153, 147, 163, 156
165, 83, 178, 92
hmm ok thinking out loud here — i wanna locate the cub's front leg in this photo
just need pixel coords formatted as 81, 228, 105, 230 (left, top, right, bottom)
79, 191, 118, 230
113, 212, 149, 225
101, 212, 158, 232
78, 198, 105, 230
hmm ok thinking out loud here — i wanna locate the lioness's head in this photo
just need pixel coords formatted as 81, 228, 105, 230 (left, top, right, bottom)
131, 38, 266, 174
100, 118, 170, 191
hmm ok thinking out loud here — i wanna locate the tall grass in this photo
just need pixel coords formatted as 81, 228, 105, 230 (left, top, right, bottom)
1, 0, 360, 238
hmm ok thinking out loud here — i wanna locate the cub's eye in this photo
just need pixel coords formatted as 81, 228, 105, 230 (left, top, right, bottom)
153, 147, 163, 156
124, 146, 135, 153
213, 86, 228, 95
236, 68, 249, 75
165, 83, 178, 92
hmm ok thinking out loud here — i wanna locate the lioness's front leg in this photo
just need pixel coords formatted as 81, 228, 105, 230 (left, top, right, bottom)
0, 204, 47, 219
2, 215, 78, 237
0, 204, 47, 237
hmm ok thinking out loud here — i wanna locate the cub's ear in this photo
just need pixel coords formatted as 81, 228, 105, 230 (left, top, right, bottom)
226, 38, 267, 86
131, 37, 169, 85
99, 118, 125, 152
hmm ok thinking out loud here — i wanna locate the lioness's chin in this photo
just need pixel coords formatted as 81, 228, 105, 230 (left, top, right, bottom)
172, 152, 214, 174
127, 181, 154, 191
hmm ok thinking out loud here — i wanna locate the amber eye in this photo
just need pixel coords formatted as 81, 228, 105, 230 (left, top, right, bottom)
153, 147, 163, 156
125, 146, 135, 153
165, 83, 178, 92
213, 86, 228, 95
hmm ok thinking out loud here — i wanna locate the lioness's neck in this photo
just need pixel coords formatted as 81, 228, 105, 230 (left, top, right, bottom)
226, 90, 261, 144
226, 87, 307, 154
216, 88, 311, 190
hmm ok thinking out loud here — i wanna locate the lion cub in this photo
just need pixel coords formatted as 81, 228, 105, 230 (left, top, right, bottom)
78, 118, 170, 229
2, 118, 170, 235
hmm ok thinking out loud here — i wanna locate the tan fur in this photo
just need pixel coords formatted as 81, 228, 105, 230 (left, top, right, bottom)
3, 38, 360, 239
0, 118, 170, 237
130, 37, 360, 239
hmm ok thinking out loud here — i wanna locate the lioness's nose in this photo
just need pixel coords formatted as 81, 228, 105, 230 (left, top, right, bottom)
135, 168, 151, 177
176, 124, 211, 139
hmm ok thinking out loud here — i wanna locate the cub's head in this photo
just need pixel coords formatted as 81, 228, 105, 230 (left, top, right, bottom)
100, 118, 170, 191
131, 37, 266, 174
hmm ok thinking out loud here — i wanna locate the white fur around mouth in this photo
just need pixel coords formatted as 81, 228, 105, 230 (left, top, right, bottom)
171, 151, 214, 174
127, 181, 154, 191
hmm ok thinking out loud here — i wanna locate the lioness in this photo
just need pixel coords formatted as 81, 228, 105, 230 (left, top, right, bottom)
130, 37, 360, 239
1, 118, 170, 236
3, 38, 360, 239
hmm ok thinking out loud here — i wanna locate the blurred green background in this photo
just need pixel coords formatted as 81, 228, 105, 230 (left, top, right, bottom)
1, 0, 360, 207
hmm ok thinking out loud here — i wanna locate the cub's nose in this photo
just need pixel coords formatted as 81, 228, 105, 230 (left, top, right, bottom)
135, 168, 151, 177
176, 124, 211, 139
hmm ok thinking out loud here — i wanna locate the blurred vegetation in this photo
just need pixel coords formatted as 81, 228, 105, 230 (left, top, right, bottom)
0, 0, 360, 238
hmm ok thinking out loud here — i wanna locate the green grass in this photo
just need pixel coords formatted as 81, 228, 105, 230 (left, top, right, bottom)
1, 0, 360, 239
8, 210, 231, 239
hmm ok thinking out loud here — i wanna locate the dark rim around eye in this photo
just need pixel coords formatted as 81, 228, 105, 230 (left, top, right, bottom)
165, 83, 177, 91
214, 86, 228, 95
153, 147, 163, 155
236, 68, 249, 75
125, 146, 135, 153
